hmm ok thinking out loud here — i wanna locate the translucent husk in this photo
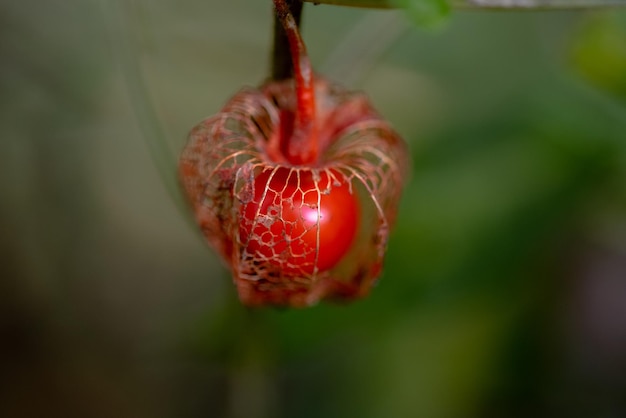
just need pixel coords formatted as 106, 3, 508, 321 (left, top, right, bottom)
179, 77, 409, 307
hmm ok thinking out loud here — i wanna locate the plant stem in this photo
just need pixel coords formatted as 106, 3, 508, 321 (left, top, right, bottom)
271, 0, 303, 80
302, 0, 626, 9
272, 0, 318, 165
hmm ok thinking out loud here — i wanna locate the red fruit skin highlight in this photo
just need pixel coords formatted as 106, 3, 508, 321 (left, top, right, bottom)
239, 167, 359, 277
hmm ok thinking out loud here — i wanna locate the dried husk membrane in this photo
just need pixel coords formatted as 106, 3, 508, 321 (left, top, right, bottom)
179, 76, 409, 307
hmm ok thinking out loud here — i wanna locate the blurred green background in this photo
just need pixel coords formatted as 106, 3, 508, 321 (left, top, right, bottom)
2, 1, 626, 417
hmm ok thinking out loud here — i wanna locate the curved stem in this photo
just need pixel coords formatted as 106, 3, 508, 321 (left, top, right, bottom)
321, 10, 408, 86
273, 0, 318, 165
271, 0, 303, 80
100, 0, 192, 221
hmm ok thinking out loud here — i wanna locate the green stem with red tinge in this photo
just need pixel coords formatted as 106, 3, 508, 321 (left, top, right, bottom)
272, 0, 318, 165
271, 0, 302, 81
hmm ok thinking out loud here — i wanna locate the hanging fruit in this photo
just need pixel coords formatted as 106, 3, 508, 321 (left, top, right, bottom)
179, 0, 410, 307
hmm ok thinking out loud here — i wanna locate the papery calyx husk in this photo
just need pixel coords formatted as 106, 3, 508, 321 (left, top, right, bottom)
180, 76, 409, 307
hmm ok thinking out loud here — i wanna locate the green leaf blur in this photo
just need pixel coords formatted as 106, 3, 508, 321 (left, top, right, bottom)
393, 0, 450, 27
570, 12, 626, 98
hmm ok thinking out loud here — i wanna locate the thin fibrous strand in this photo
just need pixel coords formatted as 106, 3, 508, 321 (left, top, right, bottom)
273, 0, 318, 165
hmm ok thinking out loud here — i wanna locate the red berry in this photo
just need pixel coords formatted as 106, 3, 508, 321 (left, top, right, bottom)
239, 167, 359, 276
178, 0, 409, 306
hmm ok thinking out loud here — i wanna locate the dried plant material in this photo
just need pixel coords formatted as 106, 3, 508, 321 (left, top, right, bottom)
180, 78, 408, 307
179, 0, 409, 307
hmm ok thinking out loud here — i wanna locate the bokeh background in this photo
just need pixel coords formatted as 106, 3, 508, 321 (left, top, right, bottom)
2, 1, 626, 417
